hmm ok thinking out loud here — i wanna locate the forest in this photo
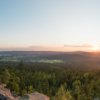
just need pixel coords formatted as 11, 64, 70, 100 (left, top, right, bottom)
0, 61, 100, 100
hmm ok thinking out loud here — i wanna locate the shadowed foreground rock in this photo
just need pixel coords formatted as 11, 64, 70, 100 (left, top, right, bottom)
94, 98, 99, 100
13, 91, 50, 100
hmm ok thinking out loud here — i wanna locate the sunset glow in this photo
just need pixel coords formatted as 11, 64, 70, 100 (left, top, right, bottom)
1, 1, 100, 51
93, 45, 99, 51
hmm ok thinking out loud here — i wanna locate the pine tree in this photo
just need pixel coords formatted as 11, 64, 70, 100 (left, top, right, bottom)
72, 86, 80, 100
18, 61, 25, 96
53, 85, 72, 100
6, 77, 20, 95
2, 69, 10, 84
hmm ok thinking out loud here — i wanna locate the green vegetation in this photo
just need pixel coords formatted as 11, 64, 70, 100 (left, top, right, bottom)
0, 54, 63, 63
31, 59, 63, 63
0, 61, 100, 99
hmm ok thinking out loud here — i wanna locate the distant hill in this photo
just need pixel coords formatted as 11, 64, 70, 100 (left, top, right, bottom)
39, 53, 100, 62
0, 51, 66, 55
0, 51, 100, 62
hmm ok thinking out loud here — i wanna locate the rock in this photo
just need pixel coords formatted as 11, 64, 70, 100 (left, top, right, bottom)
0, 85, 15, 100
0, 94, 6, 100
14, 91, 50, 100
0, 84, 6, 88
94, 98, 99, 100
0, 84, 50, 100
11, 92, 18, 98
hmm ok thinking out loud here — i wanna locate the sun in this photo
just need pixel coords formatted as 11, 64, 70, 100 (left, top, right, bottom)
93, 45, 99, 51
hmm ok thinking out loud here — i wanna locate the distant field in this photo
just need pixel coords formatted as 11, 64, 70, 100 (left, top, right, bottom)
0, 59, 63, 63
0, 54, 64, 63
31, 59, 63, 63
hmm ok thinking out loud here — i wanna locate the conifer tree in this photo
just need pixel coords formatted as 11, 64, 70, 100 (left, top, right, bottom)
6, 76, 20, 95
2, 69, 10, 84
53, 85, 72, 100
18, 61, 25, 96
72, 86, 80, 100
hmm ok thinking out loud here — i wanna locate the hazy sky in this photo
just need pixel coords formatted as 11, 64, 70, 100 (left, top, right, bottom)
1, 0, 100, 51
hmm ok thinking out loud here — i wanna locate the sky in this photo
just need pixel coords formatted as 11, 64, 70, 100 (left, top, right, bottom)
0, 0, 100, 51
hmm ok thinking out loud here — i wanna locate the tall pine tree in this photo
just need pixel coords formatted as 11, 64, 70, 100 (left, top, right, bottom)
18, 61, 25, 96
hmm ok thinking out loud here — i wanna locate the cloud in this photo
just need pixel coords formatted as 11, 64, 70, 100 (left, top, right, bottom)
0, 45, 61, 51
0, 45, 45, 51
28, 45, 45, 49
0, 44, 97, 52
64, 44, 93, 48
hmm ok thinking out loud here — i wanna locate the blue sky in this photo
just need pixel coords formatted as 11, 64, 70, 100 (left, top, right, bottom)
0, 0, 100, 51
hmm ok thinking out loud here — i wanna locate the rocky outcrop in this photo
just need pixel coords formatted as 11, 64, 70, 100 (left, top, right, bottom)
0, 85, 50, 100
94, 98, 99, 100
13, 91, 50, 100
11, 92, 18, 98
0, 84, 15, 100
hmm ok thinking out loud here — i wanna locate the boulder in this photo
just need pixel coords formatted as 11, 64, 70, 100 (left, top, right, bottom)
0, 84, 50, 100
0, 94, 6, 100
11, 92, 18, 98
14, 91, 50, 100
0, 85, 15, 100
94, 98, 99, 100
